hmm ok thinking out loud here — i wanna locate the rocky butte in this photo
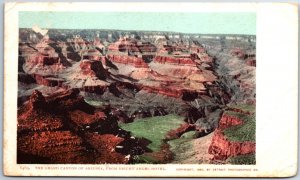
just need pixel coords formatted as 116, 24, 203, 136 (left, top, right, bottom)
18, 29, 256, 164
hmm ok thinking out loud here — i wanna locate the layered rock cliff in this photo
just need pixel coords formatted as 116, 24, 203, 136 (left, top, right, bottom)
18, 29, 256, 164
208, 107, 256, 164
107, 54, 148, 68
17, 89, 149, 164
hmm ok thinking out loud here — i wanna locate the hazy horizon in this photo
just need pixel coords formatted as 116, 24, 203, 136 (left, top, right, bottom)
19, 12, 256, 35
20, 28, 256, 37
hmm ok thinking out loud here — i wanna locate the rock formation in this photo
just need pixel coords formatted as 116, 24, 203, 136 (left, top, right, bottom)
17, 89, 149, 164
208, 108, 256, 163
107, 54, 148, 68
18, 29, 256, 164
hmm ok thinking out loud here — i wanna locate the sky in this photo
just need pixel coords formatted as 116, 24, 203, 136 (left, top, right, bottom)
19, 12, 256, 35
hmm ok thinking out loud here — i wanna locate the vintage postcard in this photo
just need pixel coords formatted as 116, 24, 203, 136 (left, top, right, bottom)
3, 2, 298, 177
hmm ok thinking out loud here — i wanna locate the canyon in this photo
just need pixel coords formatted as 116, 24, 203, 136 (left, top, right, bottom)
18, 29, 256, 164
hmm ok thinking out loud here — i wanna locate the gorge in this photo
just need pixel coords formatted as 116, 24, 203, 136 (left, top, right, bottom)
18, 29, 256, 164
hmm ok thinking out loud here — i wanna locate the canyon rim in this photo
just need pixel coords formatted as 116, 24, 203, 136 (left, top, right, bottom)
16, 11, 256, 166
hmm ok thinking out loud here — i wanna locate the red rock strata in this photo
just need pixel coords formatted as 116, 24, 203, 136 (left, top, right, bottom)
154, 55, 197, 66
108, 37, 156, 53
28, 52, 60, 65
107, 54, 148, 68
82, 49, 104, 61
208, 129, 255, 161
142, 86, 183, 98
17, 89, 147, 164
33, 74, 65, 87
217, 114, 244, 130
18, 131, 96, 164
18, 90, 64, 133
79, 59, 108, 79
208, 113, 255, 161
21, 41, 68, 78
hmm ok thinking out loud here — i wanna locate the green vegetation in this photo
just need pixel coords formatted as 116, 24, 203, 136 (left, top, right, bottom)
134, 131, 197, 164
84, 99, 104, 107
120, 114, 185, 152
224, 110, 250, 119
168, 131, 195, 151
168, 131, 195, 160
227, 154, 256, 165
223, 107, 256, 142
223, 112, 255, 142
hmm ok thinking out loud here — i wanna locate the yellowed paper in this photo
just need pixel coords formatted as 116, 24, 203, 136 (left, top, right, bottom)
3, 2, 298, 177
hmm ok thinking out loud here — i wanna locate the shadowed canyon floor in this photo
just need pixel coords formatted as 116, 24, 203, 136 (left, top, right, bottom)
18, 29, 256, 164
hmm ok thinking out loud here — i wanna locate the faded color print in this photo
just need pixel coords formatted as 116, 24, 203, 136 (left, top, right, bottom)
17, 11, 256, 165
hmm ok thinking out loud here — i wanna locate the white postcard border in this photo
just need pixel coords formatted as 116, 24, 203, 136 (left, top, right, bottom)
3, 2, 298, 177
